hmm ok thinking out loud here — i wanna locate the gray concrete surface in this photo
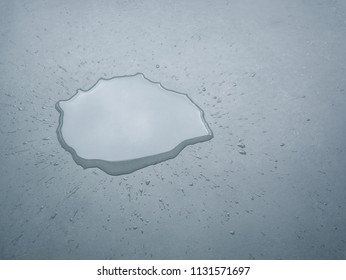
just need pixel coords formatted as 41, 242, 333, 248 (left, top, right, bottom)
0, 0, 346, 259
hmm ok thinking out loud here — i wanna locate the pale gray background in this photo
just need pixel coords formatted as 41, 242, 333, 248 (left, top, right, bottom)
0, 0, 345, 259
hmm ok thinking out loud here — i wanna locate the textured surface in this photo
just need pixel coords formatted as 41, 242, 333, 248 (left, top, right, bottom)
0, 0, 346, 259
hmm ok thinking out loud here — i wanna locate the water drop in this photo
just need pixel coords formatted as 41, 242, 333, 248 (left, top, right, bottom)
56, 73, 213, 175
237, 142, 245, 148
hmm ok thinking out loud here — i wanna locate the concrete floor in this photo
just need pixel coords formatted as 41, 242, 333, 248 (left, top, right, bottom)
0, 0, 346, 259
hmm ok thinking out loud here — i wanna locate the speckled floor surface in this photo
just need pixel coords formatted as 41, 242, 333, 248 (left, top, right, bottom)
0, 0, 346, 259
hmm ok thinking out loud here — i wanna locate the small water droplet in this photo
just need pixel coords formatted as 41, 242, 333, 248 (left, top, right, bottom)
237, 142, 245, 148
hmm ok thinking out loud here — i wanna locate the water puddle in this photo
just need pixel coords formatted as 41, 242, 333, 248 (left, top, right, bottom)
56, 73, 213, 175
